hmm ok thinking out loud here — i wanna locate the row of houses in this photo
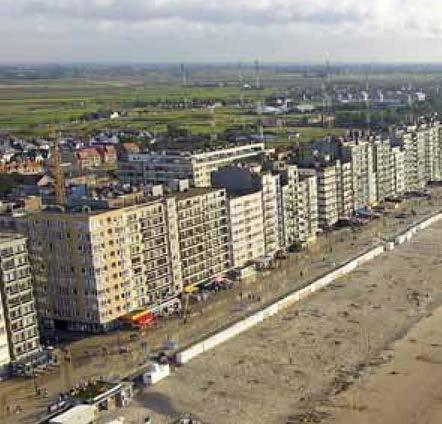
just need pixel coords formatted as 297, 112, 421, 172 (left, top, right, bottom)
73, 143, 140, 170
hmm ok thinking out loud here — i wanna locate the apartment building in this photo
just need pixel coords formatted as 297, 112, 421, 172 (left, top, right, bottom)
280, 165, 317, 246
302, 165, 338, 229
0, 282, 10, 378
299, 136, 375, 212
335, 161, 354, 217
0, 234, 41, 368
227, 191, 265, 267
372, 137, 395, 202
399, 126, 427, 190
422, 122, 440, 182
260, 172, 284, 255
174, 188, 231, 287
298, 173, 319, 243
212, 166, 283, 257
343, 140, 377, 209
392, 146, 406, 195
20, 200, 182, 332
118, 142, 268, 187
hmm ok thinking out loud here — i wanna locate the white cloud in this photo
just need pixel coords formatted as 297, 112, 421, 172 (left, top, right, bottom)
1, 0, 442, 63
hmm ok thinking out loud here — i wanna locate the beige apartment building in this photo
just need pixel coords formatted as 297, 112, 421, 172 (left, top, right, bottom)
0, 233, 40, 368
174, 188, 231, 287
227, 191, 265, 268
21, 200, 182, 332
118, 142, 268, 188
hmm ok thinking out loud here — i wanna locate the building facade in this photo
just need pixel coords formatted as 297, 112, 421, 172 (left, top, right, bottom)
118, 143, 268, 187
175, 188, 231, 287
21, 200, 182, 332
0, 234, 40, 368
227, 191, 265, 267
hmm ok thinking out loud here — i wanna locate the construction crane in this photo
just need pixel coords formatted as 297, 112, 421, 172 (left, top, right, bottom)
49, 125, 67, 206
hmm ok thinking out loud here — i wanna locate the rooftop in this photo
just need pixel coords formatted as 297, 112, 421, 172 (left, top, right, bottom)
0, 232, 26, 244
172, 187, 223, 201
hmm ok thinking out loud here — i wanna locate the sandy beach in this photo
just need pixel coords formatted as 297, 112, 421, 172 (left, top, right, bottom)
327, 305, 442, 424
109, 219, 442, 423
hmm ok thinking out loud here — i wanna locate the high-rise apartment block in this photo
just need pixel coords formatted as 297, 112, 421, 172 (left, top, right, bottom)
0, 233, 41, 376
174, 188, 230, 286
227, 191, 265, 268
21, 200, 182, 332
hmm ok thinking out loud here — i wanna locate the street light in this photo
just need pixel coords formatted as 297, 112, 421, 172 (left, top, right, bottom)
31, 358, 39, 396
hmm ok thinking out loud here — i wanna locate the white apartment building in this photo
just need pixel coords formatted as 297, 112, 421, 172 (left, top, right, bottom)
399, 126, 426, 190
118, 143, 268, 188
422, 122, 440, 182
299, 173, 319, 242
392, 146, 406, 195
261, 172, 284, 255
212, 166, 284, 256
373, 137, 395, 202
311, 165, 339, 228
344, 140, 377, 208
336, 161, 354, 217
0, 290, 10, 379
227, 191, 265, 267
281, 165, 318, 246
0, 234, 41, 371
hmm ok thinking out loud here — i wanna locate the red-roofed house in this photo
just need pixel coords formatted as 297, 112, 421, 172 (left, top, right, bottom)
115, 143, 140, 160
75, 148, 102, 170
96, 146, 117, 165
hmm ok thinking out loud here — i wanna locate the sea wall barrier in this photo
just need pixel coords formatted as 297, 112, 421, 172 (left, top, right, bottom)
175, 211, 442, 365
395, 211, 442, 245
176, 244, 385, 364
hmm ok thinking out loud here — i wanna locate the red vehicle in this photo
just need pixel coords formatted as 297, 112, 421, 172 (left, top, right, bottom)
120, 310, 158, 330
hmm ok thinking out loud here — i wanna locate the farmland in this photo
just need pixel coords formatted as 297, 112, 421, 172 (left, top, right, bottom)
0, 64, 441, 143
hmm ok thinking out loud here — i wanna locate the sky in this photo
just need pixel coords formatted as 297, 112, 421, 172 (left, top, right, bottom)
1, 0, 442, 64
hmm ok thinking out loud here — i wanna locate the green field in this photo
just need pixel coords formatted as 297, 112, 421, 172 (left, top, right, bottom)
0, 80, 274, 137
0, 79, 343, 143
1, 65, 437, 141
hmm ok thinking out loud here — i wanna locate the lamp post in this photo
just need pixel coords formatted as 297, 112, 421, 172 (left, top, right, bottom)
31, 358, 39, 395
